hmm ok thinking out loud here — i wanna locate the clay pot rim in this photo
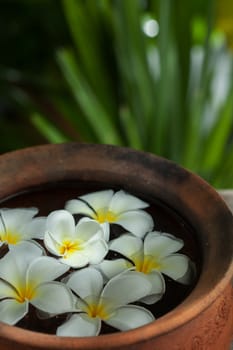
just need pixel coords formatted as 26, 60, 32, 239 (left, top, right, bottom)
0, 272, 231, 349
0, 143, 232, 349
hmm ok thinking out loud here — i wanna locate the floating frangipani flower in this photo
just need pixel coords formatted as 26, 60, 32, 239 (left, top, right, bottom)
65, 189, 154, 241
44, 210, 108, 268
0, 241, 74, 325
0, 208, 46, 248
57, 267, 155, 337
97, 232, 191, 304
0, 190, 194, 335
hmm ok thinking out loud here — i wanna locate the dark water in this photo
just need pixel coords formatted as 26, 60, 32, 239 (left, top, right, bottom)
0, 181, 201, 335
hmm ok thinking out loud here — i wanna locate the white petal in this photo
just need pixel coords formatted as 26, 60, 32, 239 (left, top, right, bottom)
160, 254, 190, 280
76, 297, 90, 312
109, 190, 149, 213
96, 259, 133, 280
109, 234, 143, 259
75, 220, 103, 241
57, 313, 101, 337
10, 240, 44, 258
144, 231, 184, 258
0, 241, 43, 287
44, 232, 61, 256
139, 271, 165, 304
83, 238, 108, 265
0, 251, 23, 287
106, 305, 154, 331
145, 271, 165, 294
178, 259, 196, 285
65, 199, 95, 217
79, 190, 114, 211
31, 281, 74, 314
60, 251, 89, 268
0, 280, 18, 299
21, 217, 46, 240
27, 256, 69, 288
0, 215, 6, 239
36, 295, 78, 319
0, 299, 28, 325
0, 208, 39, 245
0, 208, 38, 232
65, 190, 114, 217
78, 217, 110, 242
102, 271, 153, 308
139, 294, 163, 304
117, 211, 154, 237
101, 222, 110, 241
46, 210, 75, 242
67, 268, 104, 300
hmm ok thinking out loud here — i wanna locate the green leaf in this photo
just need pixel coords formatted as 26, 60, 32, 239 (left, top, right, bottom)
201, 89, 233, 172
62, 0, 116, 117
112, 0, 156, 149
50, 95, 97, 143
31, 113, 69, 143
149, 0, 173, 155
212, 145, 233, 188
119, 106, 143, 149
57, 48, 123, 145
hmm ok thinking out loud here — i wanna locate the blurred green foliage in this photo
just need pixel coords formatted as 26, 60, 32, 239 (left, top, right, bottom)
0, 0, 233, 188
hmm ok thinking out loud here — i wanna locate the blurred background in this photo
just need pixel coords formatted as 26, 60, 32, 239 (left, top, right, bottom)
0, 0, 233, 188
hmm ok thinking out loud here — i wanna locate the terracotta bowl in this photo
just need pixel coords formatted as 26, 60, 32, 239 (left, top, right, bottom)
0, 143, 232, 350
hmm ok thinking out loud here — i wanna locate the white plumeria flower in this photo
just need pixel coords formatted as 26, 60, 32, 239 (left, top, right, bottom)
98, 232, 191, 304
44, 210, 108, 268
0, 208, 46, 248
65, 189, 154, 241
57, 267, 155, 337
0, 241, 74, 325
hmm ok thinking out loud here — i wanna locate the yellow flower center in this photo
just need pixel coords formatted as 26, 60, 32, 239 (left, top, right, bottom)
16, 283, 36, 303
59, 239, 81, 257
94, 208, 118, 224
87, 302, 109, 320
0, 230, 21, 245
134, 254, 161, 274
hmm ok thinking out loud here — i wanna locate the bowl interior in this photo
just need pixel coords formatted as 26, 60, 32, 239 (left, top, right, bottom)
0, 180, 200, 334
0, 143, 232, 346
